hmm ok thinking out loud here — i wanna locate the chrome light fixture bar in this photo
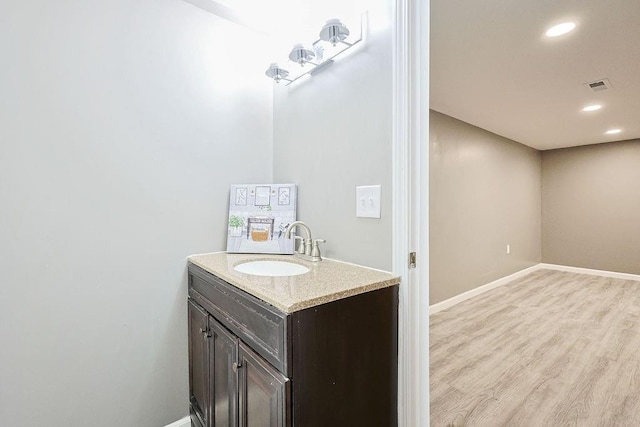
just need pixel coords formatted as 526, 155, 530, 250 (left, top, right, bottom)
265, 14, 364, 86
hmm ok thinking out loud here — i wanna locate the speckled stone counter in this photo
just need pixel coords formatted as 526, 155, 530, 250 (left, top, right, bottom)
188, 252, 400, 313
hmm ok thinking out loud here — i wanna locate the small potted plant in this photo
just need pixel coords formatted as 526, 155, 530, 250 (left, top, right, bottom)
228, 215, 245, 237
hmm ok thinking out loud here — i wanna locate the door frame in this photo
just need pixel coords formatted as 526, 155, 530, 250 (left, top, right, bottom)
392, 0, 429, 425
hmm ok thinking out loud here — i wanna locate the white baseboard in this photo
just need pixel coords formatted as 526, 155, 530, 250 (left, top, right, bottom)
429, 264, 541, 315
429, 262, 640, 315
165, 416, 190, 427
539, 263, 640, 282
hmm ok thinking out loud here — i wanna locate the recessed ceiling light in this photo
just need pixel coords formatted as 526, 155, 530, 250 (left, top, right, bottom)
605, 129, 622, 135
582, 104, 602, 112
545, 22, 576, 37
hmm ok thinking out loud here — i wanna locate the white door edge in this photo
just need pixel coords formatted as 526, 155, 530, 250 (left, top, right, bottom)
392, 0, 430, 425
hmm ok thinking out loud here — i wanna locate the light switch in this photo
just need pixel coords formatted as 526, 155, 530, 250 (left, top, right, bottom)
356, 185, 381, 218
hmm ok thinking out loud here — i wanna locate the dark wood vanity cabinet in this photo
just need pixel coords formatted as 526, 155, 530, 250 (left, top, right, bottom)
238, 341, 289, 426
187, 263, 399, 427
188, 299, 287, 427
188, 300, 240, 427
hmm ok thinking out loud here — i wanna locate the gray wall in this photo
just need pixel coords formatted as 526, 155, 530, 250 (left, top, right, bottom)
430, 111, 542, 304
542, 140, 640, 274
272, 3, 393, 270
0, 1, 272, 426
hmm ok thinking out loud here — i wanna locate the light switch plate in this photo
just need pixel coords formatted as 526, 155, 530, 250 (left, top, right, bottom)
356, 185, 381, 218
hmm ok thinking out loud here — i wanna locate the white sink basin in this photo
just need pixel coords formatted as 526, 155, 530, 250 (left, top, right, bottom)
234, 260, 310, 277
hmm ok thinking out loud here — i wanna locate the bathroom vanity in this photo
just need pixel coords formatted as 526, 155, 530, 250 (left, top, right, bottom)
187, 252, 400, 427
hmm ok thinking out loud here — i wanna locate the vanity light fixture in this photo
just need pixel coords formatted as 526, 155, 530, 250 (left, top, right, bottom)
319, 19, 351, 46
288, 44, 318, 67
582, 104, 602, 112
605, 129, 622, 135
265, 63, 291, 83
265, 14, 364, 86
545, 22, 576, 37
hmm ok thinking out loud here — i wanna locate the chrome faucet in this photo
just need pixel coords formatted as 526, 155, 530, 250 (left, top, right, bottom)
284, 221, 326, 262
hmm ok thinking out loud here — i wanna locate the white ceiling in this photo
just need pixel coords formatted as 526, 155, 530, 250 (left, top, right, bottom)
430, 0, 640, 150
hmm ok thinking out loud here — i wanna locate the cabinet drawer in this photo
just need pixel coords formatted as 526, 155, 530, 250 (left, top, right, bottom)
188, 264, 289, 373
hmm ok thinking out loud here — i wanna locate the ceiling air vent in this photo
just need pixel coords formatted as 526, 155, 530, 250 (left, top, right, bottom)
585, 78, 613, 92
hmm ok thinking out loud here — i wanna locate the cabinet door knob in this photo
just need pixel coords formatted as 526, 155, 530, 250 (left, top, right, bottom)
199, 328, 210, 338
232, 362, 242, 373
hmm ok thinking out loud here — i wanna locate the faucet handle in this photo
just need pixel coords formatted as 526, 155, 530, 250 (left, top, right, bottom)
310, 239, 326, 260
294, 236, 306, 254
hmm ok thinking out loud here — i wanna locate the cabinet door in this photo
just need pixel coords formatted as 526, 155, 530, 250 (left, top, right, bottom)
188, 300, 209, 427
238, 342, 290, 427
209, 317, 239, 427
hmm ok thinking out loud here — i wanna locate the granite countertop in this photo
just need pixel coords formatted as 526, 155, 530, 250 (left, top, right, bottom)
188, 252, 400, 314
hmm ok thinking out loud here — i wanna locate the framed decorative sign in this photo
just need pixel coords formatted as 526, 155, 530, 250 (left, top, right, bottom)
226, 184, 297, 254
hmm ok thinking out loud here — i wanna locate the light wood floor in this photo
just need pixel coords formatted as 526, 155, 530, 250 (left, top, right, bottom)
430, 269, 640, 426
